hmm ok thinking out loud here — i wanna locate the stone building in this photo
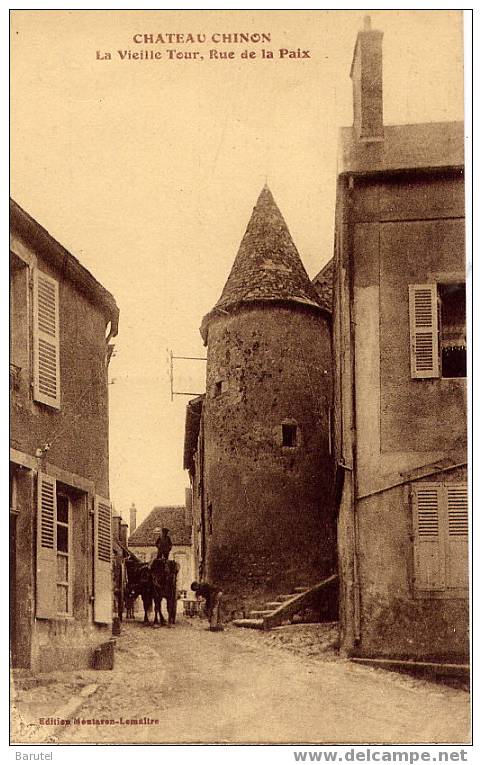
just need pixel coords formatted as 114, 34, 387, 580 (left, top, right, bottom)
128, 502, 195, 595
10, 199, 119, 671
185, 186, 335, 612
332, 20, 467, 660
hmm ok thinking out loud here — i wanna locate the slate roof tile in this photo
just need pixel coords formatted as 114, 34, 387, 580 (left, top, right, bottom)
128, 506, 192, 547
201, 186, 323, 341
312, 259, 333, 313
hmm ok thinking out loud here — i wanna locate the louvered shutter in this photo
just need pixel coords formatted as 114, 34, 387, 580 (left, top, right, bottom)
33, 269, 61, 408
412, 484, 445, 591
94, 495, 112, 623
36, 472, 57, 618
409, 284, 439, 379
446, 484, 469, 589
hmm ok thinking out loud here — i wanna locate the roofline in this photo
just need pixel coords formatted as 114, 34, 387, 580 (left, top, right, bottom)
338, 164, 464, 180
10, 198, 119, 335
200, 296, 330, 344
312, 257, 333, 284
127, 541, 192, 547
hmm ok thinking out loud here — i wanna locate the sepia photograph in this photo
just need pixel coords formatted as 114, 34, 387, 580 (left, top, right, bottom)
9, 8, 470, 747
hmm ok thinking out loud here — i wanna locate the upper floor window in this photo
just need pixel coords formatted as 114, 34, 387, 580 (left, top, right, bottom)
408, 283, 466, 380
439, 283, 466, 378
33, 269, 61, 408
10, 253, 29, 390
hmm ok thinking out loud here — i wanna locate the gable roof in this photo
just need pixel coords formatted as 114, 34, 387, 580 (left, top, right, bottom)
200, 186, 324, 342
10, 199, 119, 335
128, 506, 192, 547
312, 259, 333, 313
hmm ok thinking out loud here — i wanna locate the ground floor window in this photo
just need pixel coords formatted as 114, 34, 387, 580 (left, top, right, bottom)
412, 481, 468, 596
56, 491, 71, 615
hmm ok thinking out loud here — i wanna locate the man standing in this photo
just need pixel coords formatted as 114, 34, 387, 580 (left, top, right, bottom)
155, 527, 172, 560
191, 581, 224, 632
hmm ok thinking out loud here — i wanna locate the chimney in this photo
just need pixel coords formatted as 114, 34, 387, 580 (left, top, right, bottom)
350, 15, 384, 142
185, 487, 193, 526
129, 502, 137, 535
120, 522, 128, 548
112, 514, 121, 543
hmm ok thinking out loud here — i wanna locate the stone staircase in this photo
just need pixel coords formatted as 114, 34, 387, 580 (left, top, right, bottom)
233, 574, 338, 631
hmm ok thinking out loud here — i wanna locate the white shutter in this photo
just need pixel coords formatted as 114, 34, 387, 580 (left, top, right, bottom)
36, 472, 57, 618
33, 269, 61, 408
94, 495, 112, 623
446, 484, 469, 589
412, 484, 445, 591
409, 284, 439, 379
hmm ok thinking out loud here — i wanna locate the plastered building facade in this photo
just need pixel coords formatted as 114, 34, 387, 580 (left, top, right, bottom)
10, 200, 119, 671
333, 21, 468, 660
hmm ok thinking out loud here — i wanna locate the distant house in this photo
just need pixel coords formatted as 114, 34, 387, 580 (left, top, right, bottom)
10, 199, 119, 671
183, 395, 205, 582
128, 502, 195, 595
332, 20, 467, 661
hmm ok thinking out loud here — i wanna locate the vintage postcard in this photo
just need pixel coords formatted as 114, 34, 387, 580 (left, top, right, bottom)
9, 8, 470, 749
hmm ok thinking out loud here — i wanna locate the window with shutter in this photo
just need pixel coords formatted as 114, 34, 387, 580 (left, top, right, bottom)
412, 484, 445, 591
408, 284, 439, 379
33, 269, 60, 408
94, 495, 112, 624
36, 473, 57, 619
446, 485, 469, 589
412, 482, 468, 596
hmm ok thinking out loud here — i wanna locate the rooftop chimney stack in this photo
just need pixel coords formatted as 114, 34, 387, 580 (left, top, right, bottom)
129, 502, 137, 535
185, 487, 193, 526
112, 514, 121, 543
120, 522, 128, 548
350, 15, 384, 142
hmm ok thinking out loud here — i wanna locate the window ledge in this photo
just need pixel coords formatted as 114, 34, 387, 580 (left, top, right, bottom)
414, 588, 468, 600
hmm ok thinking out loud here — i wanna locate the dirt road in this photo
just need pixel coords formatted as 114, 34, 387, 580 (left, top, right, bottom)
12, 616, 470, 745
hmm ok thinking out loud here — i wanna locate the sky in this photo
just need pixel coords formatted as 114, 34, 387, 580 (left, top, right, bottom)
10, 9, 464, 529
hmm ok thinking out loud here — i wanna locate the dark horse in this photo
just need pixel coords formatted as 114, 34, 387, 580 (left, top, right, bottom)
125, 556, 178, 626
149, 558, 179, 626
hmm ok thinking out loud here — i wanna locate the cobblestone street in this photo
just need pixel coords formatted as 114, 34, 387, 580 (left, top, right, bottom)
12, 616, 470, 745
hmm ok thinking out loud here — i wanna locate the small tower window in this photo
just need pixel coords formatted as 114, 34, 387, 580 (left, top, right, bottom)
282, 424, 297, 448
214, 380, 224, 397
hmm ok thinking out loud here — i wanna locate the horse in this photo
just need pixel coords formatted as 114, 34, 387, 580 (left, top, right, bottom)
125, 556, 151, 622
149, 558, 179, 627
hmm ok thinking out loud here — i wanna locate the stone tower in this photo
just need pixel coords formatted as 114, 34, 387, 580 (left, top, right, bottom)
200, 186, 334, 608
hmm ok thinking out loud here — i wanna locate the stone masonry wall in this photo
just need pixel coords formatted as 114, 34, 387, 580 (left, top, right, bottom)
203, 304, 335, 613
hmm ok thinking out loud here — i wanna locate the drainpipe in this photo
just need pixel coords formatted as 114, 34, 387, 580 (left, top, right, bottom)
347, 174, 361, 646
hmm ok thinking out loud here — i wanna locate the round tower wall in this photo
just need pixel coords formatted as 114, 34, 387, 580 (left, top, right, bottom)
202, 303, 335, 613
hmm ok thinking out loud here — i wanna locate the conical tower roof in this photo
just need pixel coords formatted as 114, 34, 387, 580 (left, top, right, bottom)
201, 186, 323, 342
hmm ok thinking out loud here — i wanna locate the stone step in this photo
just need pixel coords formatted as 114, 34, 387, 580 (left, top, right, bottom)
293, 586, 309, 593
250, 610, 274, 618
276, 594, 296, 602
265, 601, 288, 610
233, 618, 265, 630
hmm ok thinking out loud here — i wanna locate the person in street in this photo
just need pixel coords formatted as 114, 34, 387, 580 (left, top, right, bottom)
155, 527, 172, 560
191, 580, 224, 632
